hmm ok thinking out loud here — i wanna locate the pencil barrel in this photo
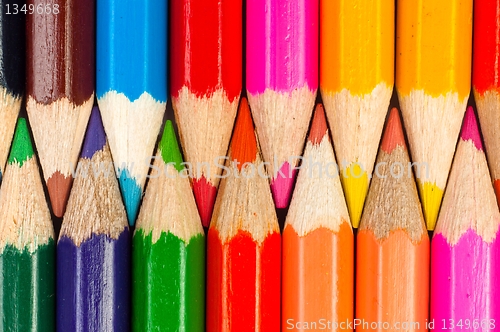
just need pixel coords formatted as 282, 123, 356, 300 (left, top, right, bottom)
356, 230, 429, 332
207, 230, 281, 332
282, 224, 354, 331
57, 230, 130, 332
0, 242, 55, 332
431, 232, 500, 330
132, 231, 206, 332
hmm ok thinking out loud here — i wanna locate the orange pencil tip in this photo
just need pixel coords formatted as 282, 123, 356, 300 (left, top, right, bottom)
381, 108, 406, 154
230, 98, 258, 169
47, 171, 73, 217
308, 104, 328, 145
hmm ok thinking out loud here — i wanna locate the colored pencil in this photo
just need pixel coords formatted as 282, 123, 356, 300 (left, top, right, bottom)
171, 0, 242, 227
320, 0, 393, 228
473, 0, 500, 206
0, 118, 55, 331
282, 104, 354, 330
26, 0, 94, 217
356, 108, 429, 331
431, 107, 500, 329
246, 0, 318, 208
0, 0, 25, 182
207, 98, 280, 331
57, 107, 130, 331
133, 120, 205, 331
396, 0, 473, 230
97, 0, 167, 225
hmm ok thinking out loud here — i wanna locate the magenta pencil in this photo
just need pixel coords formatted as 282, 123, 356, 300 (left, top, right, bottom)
246, 0, 318, 208
431, 107, 500, 330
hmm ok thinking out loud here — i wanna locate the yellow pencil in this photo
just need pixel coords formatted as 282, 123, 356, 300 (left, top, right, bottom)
320, 0, 394, 227
396, 0, 473, 230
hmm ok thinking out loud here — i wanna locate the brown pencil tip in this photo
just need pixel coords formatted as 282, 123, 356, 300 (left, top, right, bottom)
230, 97, 258, 169
47, 171, 73, 217
308, 104, 328, 145
381, 108, 406, 154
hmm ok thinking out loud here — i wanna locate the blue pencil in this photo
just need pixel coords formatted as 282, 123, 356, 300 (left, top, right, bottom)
57, 107, 130, 331
96, 0, 168, 225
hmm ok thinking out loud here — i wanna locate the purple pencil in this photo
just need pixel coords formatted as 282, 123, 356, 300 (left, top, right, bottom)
57, 106, 130, 331
431, 107, 500, 330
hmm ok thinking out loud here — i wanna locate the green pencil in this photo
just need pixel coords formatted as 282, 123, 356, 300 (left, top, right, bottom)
132, 120, 205, 331
0, 118, 55, 331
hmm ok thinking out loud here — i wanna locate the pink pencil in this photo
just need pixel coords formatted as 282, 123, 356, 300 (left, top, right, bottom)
246, 0, 318, 208
431, 107, 500, 330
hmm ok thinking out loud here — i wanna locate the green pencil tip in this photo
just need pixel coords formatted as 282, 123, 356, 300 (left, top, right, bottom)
159, 121, 184, 172
8, 118, 34, 167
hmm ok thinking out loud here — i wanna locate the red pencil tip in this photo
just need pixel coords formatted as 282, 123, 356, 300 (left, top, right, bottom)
230, 98, 257, 168
47, 171, 73, 217
381, 108, 406, 154
193, 176, 217, 228
460, 106, 483, 151
308, 104, 328, 145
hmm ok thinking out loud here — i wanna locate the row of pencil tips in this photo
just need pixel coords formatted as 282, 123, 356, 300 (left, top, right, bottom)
0, 97, 497, 330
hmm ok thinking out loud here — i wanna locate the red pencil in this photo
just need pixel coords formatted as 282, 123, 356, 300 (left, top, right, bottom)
473, 0, 500, 205
207, 98, 280, 331
171, 0, 242, 227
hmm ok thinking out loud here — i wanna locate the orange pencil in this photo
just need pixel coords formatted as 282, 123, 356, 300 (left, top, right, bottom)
206, 98, 280, 331
282, 104, 353, 331
320, 0, 394, 228
356, 108, 429, 331
396, 0, 473, 230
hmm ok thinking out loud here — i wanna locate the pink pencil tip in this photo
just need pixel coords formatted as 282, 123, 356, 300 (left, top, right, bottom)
193, 177, 217, 228
460, 106, 483, 151
270, 162, 297, 208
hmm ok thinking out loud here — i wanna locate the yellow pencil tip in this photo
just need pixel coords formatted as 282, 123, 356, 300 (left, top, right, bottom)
340, 164, 369, 228
418, 181, 443, 231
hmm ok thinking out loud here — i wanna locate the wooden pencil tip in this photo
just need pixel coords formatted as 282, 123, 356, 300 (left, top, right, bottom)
193, 176, 217, 228
8, 118, 34, 167
47, 171, 72, 217
308, 104, 328, 145
381, 108, 406, 154
81, 106, 107, 159
460, 106, 483, 151
159, 120, 184, 172
230, 97, 257, 169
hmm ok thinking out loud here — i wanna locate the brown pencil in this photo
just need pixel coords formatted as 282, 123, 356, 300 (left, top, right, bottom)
26, 0, 94, 216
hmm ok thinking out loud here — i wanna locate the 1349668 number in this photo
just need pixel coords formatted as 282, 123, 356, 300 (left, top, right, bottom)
5, 3, 60, 14
441, 319, 496, 330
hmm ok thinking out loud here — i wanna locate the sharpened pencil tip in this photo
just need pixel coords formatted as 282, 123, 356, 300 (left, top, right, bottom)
47, 171, 72, 217
118, 171, 142, 226
460, 106, 483, 151
8, 118, 34, 167
308, 104, 328, 145
341, 167, 369, 228
81, 107, 107, 159
271, 162, 296, 208
381, 108, 406, 154
418, 181, 443, 231
159, 120, 184, 172
193, 176, 217, 228
230, 97, 257, 168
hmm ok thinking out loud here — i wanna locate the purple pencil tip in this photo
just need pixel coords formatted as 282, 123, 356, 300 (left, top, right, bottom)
81, 106, 107, 159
